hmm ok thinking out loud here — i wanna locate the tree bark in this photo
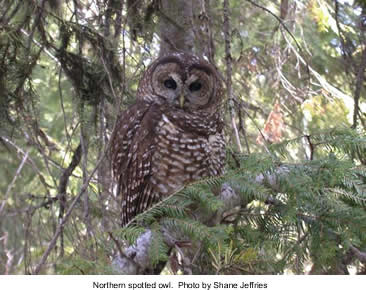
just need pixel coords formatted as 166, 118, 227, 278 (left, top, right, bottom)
158, 0, 197, 56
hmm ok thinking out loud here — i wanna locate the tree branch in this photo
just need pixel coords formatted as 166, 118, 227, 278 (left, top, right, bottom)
0, 150, 29, 216
349, 245, 366, 263
57, 144, 82, 257
111, 165, 291, 274
32, 110, 122, 274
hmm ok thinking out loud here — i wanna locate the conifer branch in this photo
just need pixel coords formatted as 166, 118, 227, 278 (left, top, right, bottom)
111, 165, 291, 274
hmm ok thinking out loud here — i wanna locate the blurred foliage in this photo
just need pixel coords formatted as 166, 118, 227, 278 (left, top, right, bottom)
0, 0, 365, 274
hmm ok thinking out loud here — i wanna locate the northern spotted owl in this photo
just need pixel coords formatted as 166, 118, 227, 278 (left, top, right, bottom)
111, 52, 226, 226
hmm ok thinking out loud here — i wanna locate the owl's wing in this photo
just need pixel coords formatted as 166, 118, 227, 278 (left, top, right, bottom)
111, 101, 162, 226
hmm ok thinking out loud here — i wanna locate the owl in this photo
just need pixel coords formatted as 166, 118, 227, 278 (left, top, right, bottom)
111, 52, 226, 226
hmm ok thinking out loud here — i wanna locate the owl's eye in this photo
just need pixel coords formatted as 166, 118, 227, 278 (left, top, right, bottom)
164, 78, 177, 90
189, 81, 202, 92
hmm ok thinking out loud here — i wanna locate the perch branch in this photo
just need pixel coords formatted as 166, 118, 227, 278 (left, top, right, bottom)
349, 245, 366, 263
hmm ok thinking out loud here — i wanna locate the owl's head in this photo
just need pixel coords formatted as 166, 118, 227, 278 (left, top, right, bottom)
137, 53, 224, 115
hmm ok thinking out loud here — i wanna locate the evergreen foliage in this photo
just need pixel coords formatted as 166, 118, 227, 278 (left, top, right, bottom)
0, 0, 365, 274
108, 127, 365, 274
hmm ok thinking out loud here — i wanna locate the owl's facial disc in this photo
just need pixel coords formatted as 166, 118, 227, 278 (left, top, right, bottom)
151, 60, 217, 112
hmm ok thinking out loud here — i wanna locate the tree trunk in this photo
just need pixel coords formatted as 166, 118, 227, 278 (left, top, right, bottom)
158, 0, 197, 56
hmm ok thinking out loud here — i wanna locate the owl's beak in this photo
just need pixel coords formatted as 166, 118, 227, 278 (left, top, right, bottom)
179, 94, 185, 108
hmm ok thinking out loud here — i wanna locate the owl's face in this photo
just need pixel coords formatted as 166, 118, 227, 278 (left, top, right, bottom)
137, 53, 223, 115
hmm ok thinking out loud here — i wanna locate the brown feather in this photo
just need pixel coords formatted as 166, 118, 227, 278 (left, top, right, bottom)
110, 53, 226, 226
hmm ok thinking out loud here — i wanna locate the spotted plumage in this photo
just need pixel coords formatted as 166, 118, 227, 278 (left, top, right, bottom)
111, 52, 226, 226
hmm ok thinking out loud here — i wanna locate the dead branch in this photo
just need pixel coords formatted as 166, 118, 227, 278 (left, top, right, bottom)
58, 144, 82, 257
0, 151, 29, 216
33, 151, 105, 274
0, 137, 53, 192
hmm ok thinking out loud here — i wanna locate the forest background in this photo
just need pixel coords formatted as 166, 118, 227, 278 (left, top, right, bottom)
0, 0, 365, 275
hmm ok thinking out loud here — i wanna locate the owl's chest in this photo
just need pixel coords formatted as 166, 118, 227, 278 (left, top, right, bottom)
150, 114, 225, 197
